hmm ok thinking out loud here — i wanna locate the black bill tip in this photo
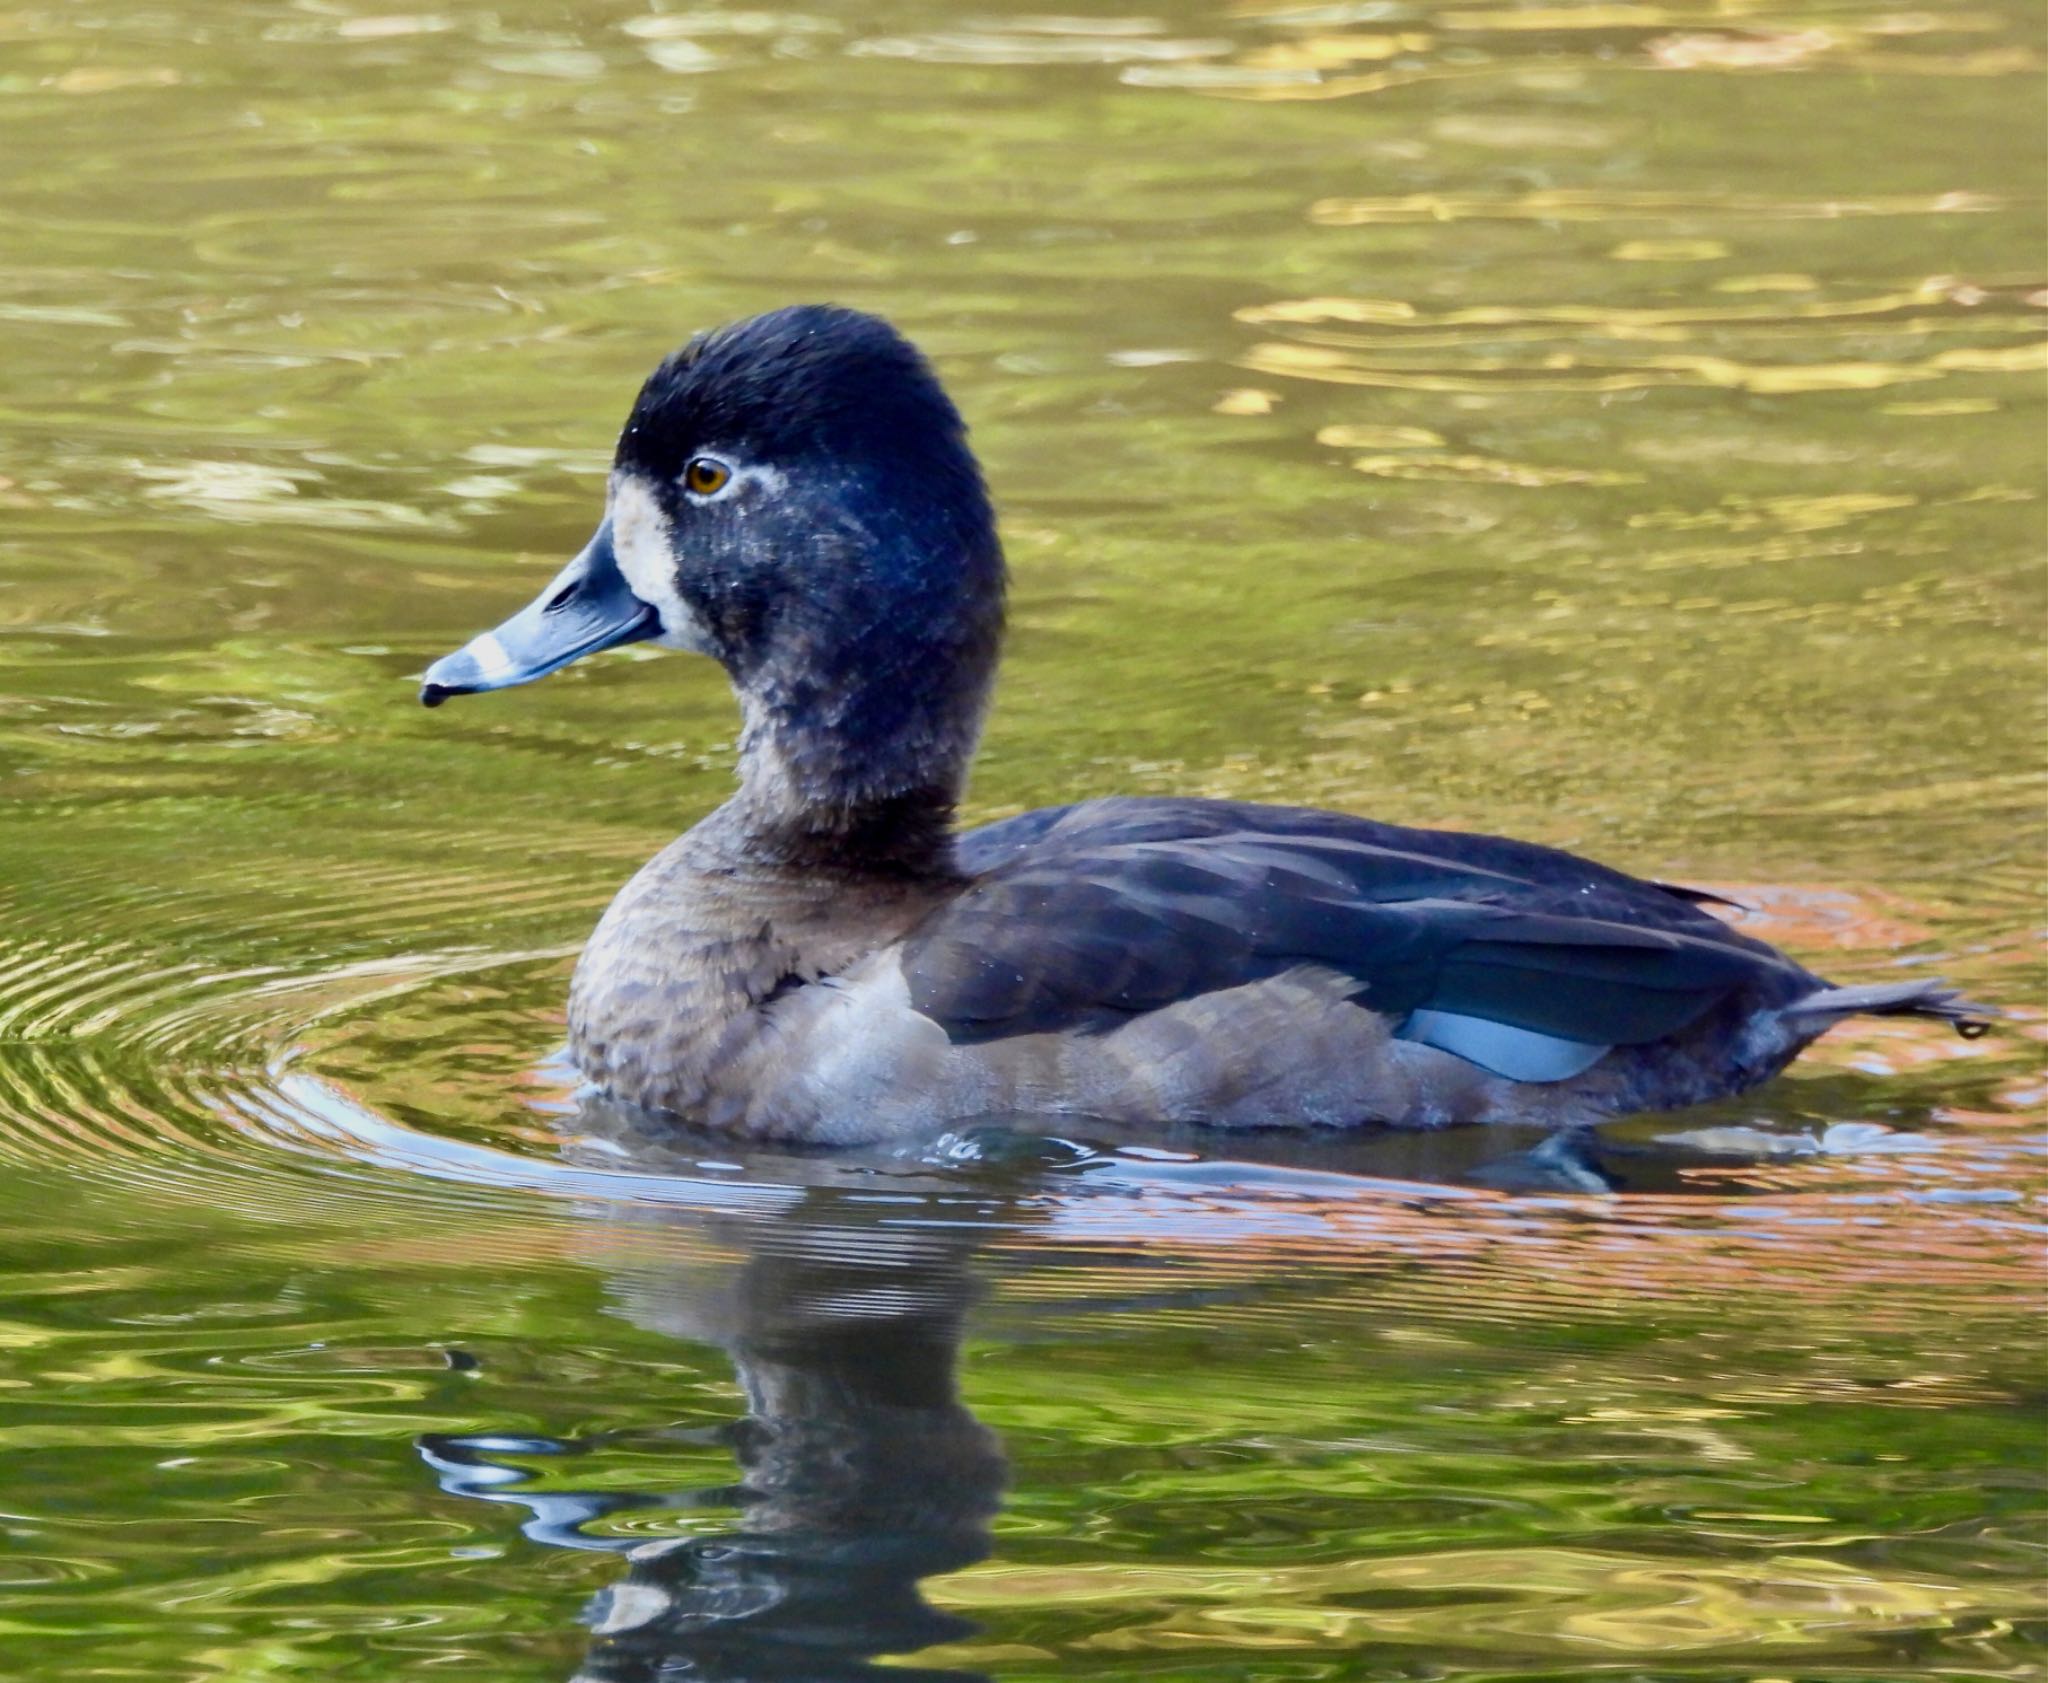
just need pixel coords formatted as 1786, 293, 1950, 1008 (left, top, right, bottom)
419, 682, 455, 709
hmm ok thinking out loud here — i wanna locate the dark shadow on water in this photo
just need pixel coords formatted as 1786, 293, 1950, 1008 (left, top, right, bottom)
411, 1084, 1911, 1678
419, 1117, 1011, 1682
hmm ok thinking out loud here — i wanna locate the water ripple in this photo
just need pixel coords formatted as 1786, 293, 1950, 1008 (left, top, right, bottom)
0, 899, 2034, 1344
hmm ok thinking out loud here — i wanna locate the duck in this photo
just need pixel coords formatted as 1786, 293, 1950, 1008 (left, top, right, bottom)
419, 304, 1987, 1144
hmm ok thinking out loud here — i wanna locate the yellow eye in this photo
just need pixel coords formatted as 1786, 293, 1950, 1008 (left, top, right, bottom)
684, 457, 731, 496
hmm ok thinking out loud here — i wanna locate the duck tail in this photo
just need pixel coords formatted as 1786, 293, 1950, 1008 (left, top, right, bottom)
1785, 979, 1995, 1039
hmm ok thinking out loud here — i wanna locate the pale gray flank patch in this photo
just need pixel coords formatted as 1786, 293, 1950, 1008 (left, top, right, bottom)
1400, 1008, 1610, 1083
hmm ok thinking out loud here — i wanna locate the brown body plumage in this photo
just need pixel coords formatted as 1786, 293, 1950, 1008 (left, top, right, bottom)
420, 306, 1988, 1145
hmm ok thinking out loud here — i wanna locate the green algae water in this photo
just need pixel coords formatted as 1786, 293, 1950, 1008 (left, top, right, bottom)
0, 2, 2043, 1677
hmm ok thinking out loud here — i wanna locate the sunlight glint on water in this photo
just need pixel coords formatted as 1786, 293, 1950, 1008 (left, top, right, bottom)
0, 1, 2041, 1678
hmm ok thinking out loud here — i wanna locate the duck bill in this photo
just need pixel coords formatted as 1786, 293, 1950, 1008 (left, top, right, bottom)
419, 518, 659, 707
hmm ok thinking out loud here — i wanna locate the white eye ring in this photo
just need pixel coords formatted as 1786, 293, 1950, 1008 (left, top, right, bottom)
677, 458, 786, 505
682, 455, 735, 499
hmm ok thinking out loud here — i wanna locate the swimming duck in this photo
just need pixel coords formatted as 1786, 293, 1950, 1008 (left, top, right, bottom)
420, 305, 1986, 1144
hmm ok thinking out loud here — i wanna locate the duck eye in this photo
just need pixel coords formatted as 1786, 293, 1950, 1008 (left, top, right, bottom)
684, 457, 732, 497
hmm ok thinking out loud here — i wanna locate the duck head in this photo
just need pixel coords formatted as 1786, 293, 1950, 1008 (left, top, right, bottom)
422, 306, 1005, 854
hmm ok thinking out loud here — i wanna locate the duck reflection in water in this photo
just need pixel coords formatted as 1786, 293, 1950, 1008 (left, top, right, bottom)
418, 1116, 1009, 1683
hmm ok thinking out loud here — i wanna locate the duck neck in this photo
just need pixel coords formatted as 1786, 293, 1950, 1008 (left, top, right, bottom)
702, 688, 978, 880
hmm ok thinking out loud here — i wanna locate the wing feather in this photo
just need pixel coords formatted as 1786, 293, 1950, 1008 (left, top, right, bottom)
914, 797, 1817, 1071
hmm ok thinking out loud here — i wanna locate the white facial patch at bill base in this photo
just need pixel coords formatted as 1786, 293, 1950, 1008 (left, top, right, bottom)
610, 474, 718, 655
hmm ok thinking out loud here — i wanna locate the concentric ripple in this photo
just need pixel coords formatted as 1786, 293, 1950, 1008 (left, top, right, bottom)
0, 0, 2041, 1674
0, 864, 2037, 1339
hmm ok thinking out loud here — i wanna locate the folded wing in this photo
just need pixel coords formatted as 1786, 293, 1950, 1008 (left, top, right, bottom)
911, 798, 1816, 1082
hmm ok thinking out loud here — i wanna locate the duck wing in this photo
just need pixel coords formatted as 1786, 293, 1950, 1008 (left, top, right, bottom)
917, 797, 1816, 1081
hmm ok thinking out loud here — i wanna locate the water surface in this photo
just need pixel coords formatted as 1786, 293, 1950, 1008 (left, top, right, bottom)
0, 1, 2042, 1677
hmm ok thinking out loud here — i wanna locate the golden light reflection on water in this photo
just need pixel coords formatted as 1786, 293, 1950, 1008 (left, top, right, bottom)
928, 1546, 2023, 1657
1187, 0, 2040, 102
1241, 336, 2047, 394
1305, 188, 2004, 222
1241, 278, 2039, 330
0, 0, 2041, 1675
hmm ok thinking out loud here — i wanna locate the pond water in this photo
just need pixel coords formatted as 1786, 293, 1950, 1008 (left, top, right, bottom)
1, 1, 2043, 1677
